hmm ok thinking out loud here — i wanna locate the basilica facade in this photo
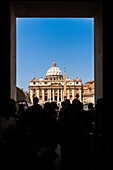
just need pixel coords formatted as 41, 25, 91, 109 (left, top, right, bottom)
29, 60, 94, 107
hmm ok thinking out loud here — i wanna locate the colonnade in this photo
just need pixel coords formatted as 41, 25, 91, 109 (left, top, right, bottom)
30, 88, 82, 104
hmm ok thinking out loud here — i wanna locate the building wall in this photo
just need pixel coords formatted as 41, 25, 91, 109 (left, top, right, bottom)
82, 80, 95, 105
16, 87, 29, 102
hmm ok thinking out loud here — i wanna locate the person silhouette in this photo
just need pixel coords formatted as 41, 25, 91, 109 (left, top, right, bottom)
30, 97, 42, 110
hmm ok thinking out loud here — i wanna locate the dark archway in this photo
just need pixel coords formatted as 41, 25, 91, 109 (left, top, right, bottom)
1, 1, 103, 109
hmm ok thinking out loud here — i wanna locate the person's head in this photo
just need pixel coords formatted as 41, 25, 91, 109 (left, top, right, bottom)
61, 101, 65, 108
88, 103, 93, 110
72, 99, 80, 110
33, 97, 39, 105
65, 99, 70, 106
51, 101, 58, 110
44, 102, 52, 112
19, 104, 25, 113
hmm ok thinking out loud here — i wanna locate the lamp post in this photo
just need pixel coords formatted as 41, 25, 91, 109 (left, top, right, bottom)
76, 93, 79, 100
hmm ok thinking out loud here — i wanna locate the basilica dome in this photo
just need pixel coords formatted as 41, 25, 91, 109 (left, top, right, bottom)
46, 60, 63, 80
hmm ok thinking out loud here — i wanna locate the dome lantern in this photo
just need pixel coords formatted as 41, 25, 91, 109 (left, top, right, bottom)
52, 59, 56, 67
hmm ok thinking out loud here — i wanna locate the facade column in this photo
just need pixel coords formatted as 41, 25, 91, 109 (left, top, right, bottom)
57, 89, 59, 101
72, 88, 75, 100
64, 72, 66, 100
30, 90, 33, 104
61, 89, 62, 101
42, 89, 44, 101
49, 89, 51, 102
79, 88, 82, 102
53, 89, 54, 101
37, 89, 39, 98
67, 88, 70, 99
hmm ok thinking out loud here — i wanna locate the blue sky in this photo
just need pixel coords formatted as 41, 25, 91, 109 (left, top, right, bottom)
16, 18, 94, 92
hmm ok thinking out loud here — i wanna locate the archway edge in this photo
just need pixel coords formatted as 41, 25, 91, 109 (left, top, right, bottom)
10, 1, 103, 103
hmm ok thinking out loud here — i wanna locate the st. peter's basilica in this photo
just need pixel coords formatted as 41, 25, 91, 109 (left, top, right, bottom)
29, 60, 94, 107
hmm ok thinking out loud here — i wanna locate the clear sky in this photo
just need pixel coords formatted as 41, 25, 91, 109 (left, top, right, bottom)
16, 18, 94, 92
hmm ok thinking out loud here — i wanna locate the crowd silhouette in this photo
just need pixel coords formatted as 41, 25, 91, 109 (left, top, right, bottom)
0, 97, 112, 170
